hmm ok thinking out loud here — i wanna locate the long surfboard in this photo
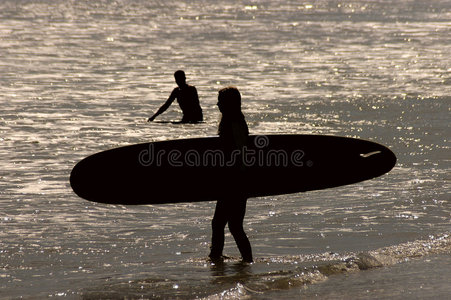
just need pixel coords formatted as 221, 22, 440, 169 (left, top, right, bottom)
70, 135, 396, 205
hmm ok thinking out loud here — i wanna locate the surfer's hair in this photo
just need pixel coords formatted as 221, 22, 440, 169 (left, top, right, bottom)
174, 70, 185, 79
218, 86, 241, 114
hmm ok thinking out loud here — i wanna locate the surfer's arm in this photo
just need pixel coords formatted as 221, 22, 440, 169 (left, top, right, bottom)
148, 90, 177, 122
231, 123, 248, 171
231, 123, 247, 149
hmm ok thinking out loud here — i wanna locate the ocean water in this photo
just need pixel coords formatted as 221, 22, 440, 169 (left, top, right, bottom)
0, 0, 450, 298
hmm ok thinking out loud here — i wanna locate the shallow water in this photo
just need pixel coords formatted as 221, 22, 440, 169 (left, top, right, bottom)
1, 0, 450, 298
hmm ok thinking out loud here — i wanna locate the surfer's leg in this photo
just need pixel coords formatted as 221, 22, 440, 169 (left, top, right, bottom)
209, 200, 227, 260
228, 198, 253, 263
181, 115, 189, 124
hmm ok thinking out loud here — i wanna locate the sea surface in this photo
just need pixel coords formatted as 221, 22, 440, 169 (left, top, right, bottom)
1, 0, 450, 298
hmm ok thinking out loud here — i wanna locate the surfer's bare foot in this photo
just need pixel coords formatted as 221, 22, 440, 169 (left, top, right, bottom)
208, 255, 224, 264
242, 258, 253, 264
208, 254, 233, 263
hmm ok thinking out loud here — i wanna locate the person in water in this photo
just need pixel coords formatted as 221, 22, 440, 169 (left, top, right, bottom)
147, 70, 203, 123
209, 86, 253, 263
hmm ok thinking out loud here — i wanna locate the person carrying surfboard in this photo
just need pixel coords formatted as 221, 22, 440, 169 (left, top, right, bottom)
209, 86, 253, 263
147, 70, 203, 123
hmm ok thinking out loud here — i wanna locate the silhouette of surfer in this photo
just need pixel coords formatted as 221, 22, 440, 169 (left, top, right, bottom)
209, 86, 253, 263
147, 70, 203, 123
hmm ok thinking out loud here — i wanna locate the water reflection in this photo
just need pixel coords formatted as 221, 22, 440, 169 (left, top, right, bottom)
210, 260, 253, 283
0, 0, 449, 298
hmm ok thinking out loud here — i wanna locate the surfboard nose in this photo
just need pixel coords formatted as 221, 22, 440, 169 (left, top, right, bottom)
359, 143, 397, 177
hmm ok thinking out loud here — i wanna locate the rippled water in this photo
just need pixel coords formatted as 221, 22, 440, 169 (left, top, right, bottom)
1, 0, 450, 298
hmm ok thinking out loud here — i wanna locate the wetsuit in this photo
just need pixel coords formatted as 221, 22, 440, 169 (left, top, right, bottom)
209, 113, 253, 263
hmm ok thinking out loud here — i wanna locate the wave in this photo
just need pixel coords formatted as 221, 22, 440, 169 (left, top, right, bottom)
81, 233, 450, 299
202, 233, 451, 299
